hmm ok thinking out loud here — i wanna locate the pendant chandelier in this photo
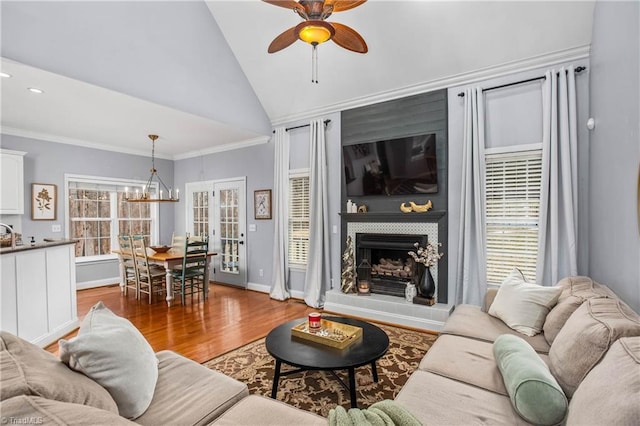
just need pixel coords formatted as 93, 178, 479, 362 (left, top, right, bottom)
125, 134, 179, 203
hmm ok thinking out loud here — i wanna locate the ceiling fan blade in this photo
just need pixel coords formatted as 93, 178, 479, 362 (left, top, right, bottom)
330, 22, 368, 53
262, 0, 305, 14
326, 0, 367, 12
268, 26, 299, 53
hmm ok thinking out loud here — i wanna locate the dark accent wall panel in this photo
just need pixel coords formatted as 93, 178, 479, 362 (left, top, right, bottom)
341, 90, 448, 213
340, 89, 449, 304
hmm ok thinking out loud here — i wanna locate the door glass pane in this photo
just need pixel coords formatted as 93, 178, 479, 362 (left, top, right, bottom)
193, 191, 209, 238
219, 188, 239, 274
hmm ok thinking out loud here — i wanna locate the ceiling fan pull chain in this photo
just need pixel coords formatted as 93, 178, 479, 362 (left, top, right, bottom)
312, 44, 319, 84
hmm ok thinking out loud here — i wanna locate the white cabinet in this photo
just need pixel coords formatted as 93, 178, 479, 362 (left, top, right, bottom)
0, 242, 78, 347
0, 149, 26, 215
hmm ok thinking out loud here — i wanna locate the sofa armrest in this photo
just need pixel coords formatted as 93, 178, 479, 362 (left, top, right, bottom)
482, 288, 499, 313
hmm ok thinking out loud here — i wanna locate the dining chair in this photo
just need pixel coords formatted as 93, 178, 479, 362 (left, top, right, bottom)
117, 235, 138, 298
132, 235, 166, 304
169, 235, 209, 305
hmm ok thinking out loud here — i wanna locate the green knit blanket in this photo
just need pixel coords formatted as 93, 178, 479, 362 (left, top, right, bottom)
328, 400, 422, 426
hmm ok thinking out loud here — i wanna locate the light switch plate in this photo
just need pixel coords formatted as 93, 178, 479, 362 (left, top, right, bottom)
52, 225, 61, 233
249, 224, 257, 232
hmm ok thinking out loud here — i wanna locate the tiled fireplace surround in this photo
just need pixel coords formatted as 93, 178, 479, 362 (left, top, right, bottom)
325, 213, 454, 331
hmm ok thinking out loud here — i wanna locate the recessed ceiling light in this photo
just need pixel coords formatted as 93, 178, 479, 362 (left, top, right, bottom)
27, 87, 44, 94
0, 72, 11, 78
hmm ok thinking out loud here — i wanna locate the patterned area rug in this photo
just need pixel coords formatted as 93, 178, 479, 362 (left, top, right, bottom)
203, 323, 438, 417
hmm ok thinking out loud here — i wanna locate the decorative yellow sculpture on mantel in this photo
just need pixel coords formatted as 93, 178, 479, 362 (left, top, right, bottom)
400, 200, 433, 213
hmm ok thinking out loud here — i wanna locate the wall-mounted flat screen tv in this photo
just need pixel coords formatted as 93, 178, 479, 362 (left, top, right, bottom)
343, 133, 438, 196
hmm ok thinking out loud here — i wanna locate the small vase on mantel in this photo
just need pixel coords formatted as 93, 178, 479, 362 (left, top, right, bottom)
416, 265, 436, 299
405, 282, 417, 302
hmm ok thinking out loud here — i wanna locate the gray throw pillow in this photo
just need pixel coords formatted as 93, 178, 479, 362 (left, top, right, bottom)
59, 301, 159, 419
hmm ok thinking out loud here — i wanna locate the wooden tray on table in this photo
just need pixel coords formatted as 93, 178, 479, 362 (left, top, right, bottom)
291, 319, 363, 349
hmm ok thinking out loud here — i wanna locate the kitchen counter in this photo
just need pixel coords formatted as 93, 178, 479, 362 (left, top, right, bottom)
1, 239, 79, 347
0, 238, 77, 254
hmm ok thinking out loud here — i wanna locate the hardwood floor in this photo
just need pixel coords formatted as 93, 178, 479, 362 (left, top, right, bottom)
46, 283, 314, 363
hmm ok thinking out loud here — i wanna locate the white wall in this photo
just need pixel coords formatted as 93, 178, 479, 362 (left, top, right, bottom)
588, 1, 640, 312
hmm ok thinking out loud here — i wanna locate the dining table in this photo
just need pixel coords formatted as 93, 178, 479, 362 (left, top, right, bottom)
114, 248, 217, 306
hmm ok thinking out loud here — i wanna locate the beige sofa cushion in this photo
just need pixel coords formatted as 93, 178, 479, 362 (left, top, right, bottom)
567, 337, 640, 425
135, 350, 249, 426
488, 269, 562, 336
442, 304, 551, 353
1, 395, 134, 425
211, 395, 326, 425
396, 370, 530, 425
419, 334, 549, 396
0, 331, 117, 413
549, 297, 640, 397
543, 276, 615, 345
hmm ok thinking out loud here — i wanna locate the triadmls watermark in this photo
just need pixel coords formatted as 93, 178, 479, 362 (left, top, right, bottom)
1, 417, 44, 425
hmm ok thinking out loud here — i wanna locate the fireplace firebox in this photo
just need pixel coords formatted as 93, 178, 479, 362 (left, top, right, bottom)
355, 233, 428, 297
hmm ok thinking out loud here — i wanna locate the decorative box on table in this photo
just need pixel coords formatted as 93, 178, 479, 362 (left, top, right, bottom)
291, 319, 363, 349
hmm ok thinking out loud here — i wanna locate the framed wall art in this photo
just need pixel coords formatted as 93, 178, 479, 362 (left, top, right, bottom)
254, 189, 272, 220
32, 183, 57, 220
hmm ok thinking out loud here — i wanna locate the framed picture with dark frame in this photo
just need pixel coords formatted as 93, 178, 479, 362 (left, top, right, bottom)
32, 183, 57, 220
254, 189, 272, 220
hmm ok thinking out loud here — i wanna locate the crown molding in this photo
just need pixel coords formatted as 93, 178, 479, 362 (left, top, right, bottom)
1, 126, 171, 159
172, 135, 271, 160
1, 126, 270, 161
270, 45, 591, 126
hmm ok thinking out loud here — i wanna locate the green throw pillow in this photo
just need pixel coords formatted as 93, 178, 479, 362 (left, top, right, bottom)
493, 334, 567, 426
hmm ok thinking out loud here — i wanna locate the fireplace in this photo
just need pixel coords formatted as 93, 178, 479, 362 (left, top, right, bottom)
346, 217, 446, 303
356, 233, 427, 297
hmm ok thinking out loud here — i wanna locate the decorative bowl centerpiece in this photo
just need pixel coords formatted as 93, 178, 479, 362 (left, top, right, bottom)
150, 245, 171, 253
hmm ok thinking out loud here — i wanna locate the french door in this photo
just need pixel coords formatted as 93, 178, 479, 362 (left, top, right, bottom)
185, 178, 247, 288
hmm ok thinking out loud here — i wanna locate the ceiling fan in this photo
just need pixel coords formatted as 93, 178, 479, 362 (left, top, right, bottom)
263, 0, 368, 82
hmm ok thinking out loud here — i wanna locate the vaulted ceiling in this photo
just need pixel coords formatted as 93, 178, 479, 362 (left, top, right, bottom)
1, 1, 595, 159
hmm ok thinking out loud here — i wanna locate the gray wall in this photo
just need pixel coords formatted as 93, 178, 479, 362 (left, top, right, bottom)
447, 58, 591, 304
173, 112, 342, 297
588, 1, 640, 312
0, 134, 175, 286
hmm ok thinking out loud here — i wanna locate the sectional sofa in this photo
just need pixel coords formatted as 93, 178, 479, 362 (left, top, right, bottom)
1, 276, 638, 425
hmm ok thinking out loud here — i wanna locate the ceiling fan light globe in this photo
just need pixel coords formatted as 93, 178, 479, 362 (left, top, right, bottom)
296, 20, 334, 45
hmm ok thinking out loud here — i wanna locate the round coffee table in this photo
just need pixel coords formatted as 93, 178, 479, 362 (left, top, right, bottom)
265, 316, 389, 408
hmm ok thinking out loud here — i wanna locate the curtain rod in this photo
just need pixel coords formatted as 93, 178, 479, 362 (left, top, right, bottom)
457, 66, 586, 98
272, 119, 332, 134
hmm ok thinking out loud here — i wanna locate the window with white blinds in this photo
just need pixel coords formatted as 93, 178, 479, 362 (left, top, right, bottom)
485, 149, 542, 284
289, 174, 309, 266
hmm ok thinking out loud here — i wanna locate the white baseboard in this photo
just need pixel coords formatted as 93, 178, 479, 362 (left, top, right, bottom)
76, 277, 120, 290
246, 282, 305, 300
33, 319, 80, 348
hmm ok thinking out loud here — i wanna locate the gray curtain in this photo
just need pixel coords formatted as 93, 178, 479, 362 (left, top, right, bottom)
304, 119, 330, 308
536, 66, 578, 285
456, 87, 487, 305
270, 127, 291, 301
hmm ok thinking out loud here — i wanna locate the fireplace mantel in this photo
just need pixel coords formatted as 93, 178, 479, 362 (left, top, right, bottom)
340, 210, 446, 223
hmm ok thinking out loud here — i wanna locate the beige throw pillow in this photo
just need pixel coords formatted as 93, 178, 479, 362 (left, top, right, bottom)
549, 298, 640, 397
59, 301, 159, 419
488, 269, 562, 337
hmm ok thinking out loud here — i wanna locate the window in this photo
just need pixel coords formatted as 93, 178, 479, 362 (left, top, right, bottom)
66, 175, 158, 262
289, 172, 309, 266
485, 149, 542, 284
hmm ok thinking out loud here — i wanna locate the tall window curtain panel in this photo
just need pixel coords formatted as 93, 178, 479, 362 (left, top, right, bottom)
536, 67, 578, 285
304, 119, 330, 308
456, 87, 488, 305
270, 127, 291, 301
